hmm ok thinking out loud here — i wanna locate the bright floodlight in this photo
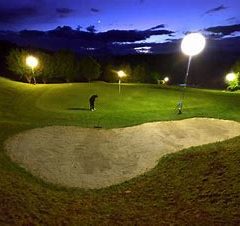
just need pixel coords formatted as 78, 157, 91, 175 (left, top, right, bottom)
26, 55, 38, 69
181, 33, 206, 56
226, 73, 236, 82
118, 70, 126, 78
164, 77, 169, 82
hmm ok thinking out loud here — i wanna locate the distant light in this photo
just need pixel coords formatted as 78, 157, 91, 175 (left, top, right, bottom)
181, 33, 206, 56
118, 70, 126, 78
226, 72, 236, 82
134, 46, 152, 54
86, 47, 96, 51
164, 77, 169, 82
26, 55, 38, 69
98, 20, 101, 24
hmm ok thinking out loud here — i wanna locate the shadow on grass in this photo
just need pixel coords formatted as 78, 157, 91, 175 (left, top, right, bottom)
66, 107, 89, 111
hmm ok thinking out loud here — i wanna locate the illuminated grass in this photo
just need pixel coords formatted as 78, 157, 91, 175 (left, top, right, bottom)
0, 76, 240, 224
0, 77, 239, 128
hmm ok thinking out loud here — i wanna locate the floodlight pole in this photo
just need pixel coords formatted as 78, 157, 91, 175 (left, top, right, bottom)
117, 71, 126, 94
119, 79, 121, 94
178, 56, 192, 114
31, 66, 37, 85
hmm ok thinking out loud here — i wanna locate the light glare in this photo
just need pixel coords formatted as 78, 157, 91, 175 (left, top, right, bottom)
226, 73, 236, 82
164, 77, 169, 82
118, 70, 126, 78
26, 55, 38, 69
181, 33, 206, 56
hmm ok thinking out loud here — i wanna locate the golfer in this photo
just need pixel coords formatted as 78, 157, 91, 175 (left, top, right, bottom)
89, 95, 98, 111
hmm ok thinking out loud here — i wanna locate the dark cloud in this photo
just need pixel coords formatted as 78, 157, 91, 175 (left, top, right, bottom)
90, 8, 100, 13
203, 4, 228, 15
86, 25, 97, 33
0, 4, 60, 29
98, 29, 174, 42
0, 26, 174, 46
0, 7, 38, 23
49, 26, 171, 43
0, 5, 74, 28
56, 8, 74, 18
149, 24, 165, 30
2, 26, 240, 55
205, 24, 240, 36
56, 8, 74, 15
226, 17, 236, 21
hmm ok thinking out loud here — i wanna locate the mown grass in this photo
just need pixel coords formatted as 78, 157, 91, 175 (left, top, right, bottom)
0, 76, 240, 225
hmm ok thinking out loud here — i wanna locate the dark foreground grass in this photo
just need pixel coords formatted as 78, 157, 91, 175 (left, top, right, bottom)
0, 77, 240, 225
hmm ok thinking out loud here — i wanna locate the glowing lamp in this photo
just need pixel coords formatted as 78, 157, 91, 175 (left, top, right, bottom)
26, 55, 38, 69
118, 70, 126, 78
226, 73, 236, 82
181, 33, 206, 56
164, 77, 169, 82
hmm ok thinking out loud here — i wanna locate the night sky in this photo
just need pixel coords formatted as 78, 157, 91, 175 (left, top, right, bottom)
0, 0, 240, 54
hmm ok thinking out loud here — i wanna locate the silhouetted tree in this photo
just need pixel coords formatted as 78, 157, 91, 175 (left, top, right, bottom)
76, 25, 83, 31
150, 71, 162, 84
103, 64, 117, 82
132, 64, 146, 82
79, 57, 101, 82
233, 59, 240, 74
53, 50, 79, 82
37, 52, 54, 83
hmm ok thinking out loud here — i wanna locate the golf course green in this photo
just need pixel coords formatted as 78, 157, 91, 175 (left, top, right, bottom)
0, 76, 240, 225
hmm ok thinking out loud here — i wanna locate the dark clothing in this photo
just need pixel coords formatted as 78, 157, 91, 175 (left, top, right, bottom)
89, 95, 98, 111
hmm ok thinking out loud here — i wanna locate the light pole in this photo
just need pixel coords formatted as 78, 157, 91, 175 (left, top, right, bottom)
118, 70, 127, 94
177, 33, 206, 114
26, 55, 39, 84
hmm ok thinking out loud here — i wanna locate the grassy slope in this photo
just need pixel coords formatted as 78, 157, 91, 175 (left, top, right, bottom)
0, 77, 240, 225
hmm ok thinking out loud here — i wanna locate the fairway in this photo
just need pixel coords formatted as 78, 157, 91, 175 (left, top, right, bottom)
1, 77, 240, 224
0, 76, 240, 128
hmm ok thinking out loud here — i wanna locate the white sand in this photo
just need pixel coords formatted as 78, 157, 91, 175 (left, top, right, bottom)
4, 118, 240, 189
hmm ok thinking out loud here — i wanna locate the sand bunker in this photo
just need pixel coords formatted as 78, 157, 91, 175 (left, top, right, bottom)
4, 118, 240, 189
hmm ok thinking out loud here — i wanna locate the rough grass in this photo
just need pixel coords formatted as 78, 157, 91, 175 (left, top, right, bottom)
0, 77, 240, 225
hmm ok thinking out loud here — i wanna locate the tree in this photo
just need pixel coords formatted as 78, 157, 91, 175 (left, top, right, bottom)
227, 60, 240, 91
132, 64, 146, 82
53, 50, 79, 82
150, 71, 161, 84
37, 52, 54, 83
79, 57, 101, 82
233, 60, 240, 75
226, 74, 239, 91
103, 64, 117, 82
76, 25, 82, 31
6, 48, 39, 83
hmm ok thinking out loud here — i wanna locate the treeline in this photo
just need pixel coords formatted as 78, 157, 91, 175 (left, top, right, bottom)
1, 40, 240, 87
6, 48, 169, 84
6, 49, 101, 84
108, 52, 240, 88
